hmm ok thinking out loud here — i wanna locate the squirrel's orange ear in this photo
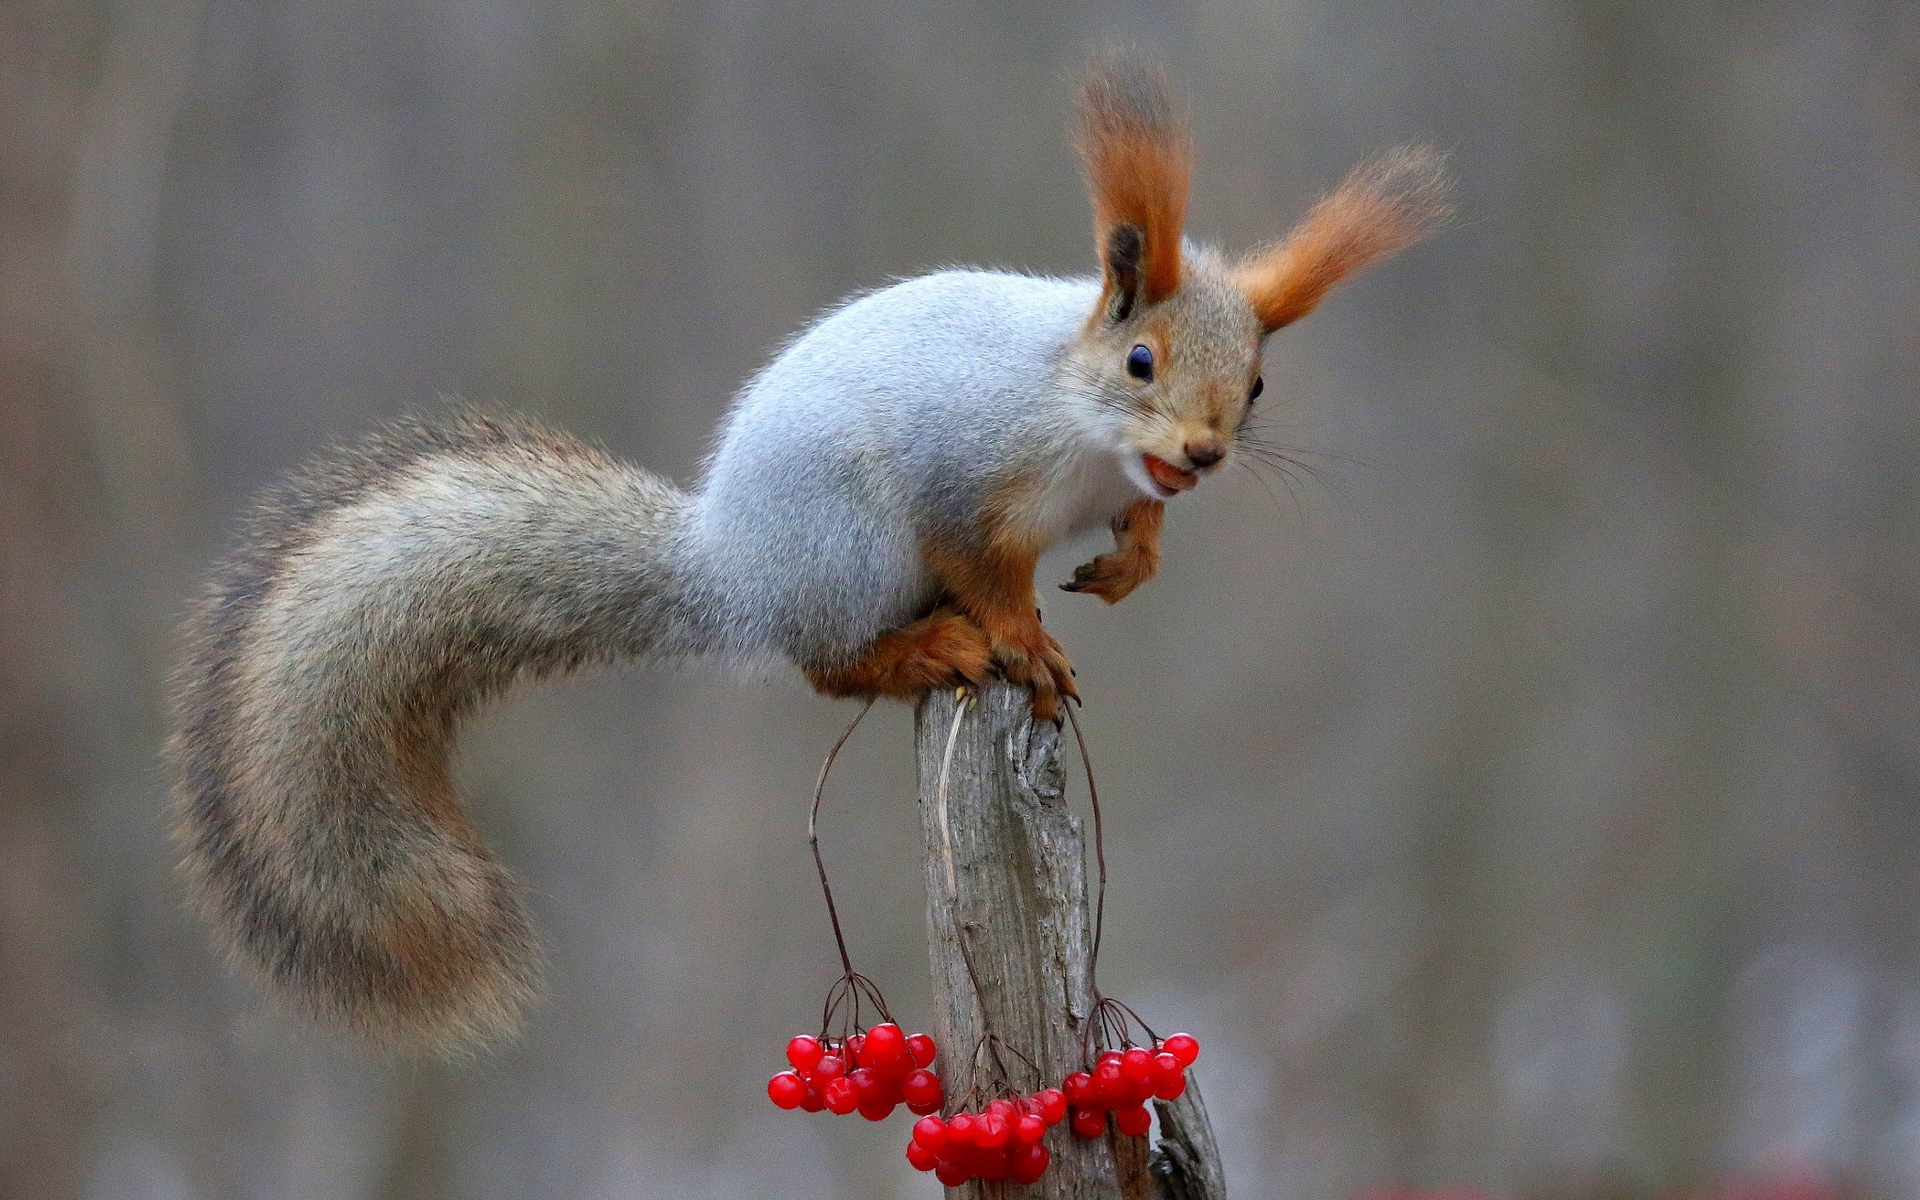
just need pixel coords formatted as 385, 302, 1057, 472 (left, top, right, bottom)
1237, 146, 1451, 334
1075, 51, 1192, 320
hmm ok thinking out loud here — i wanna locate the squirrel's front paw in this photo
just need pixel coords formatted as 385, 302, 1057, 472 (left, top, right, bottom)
1060, 550, 1150, 604
1059, 499, 1162, 605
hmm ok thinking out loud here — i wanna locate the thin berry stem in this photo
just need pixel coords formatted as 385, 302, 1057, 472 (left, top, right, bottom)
955, 920, 994, 1036
818, 969, 896, 1042
956, 1027, 1042, 1109
1077, 994, 1164, 1064
1064, 703, 1108, 994
809, 699, 874, 979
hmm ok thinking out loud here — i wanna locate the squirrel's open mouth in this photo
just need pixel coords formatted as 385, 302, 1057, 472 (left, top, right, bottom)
1142, 453, 1199, 497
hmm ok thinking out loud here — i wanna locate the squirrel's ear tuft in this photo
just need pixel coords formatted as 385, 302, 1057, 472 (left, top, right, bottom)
1076, 48, 1192, 315
1237, 145, 1452, 334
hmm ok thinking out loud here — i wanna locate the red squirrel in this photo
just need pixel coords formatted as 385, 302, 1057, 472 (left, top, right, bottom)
167, 52, 1448, 1054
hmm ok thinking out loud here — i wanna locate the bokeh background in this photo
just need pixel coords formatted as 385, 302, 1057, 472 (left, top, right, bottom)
4, 0, 1918, 1197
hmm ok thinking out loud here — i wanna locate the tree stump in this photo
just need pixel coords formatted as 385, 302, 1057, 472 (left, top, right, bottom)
915, 682, 1225, 1199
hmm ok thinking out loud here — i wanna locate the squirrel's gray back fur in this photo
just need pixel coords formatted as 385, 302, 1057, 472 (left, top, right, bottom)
696, 270, 1130, 664
169, 271, 1120, 1052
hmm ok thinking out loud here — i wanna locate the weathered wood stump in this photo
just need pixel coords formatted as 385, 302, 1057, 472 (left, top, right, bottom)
915, 682, 1225, 1199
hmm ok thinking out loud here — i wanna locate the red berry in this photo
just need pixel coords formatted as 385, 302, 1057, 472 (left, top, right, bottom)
912, 1116, 949, 1154
1162, 1033, 1200, 1067
1121, 1047, 1154, 1082
786, 1035, 825, 1073
906, 1139, 938, 1172
1154, 1070, 1188, 1101
1152, 1051, 1181, 1082
1093, 1059, 1126, 1105
822, 1076, 858, 1115
1063, 1071, 1093, 1107
976, 1112, 1010, 1150
1012, 1113, 1048, 1147
907, 1097, 942, 1117
947, 1112, 977, 1145
800, 1080, 826, 1113
859, 1022, 906, 1068
812, 1053, 846, 1082
874, 1055, 914, 1084
959, 1139, 991, 1172
1034, 1088, 1068, 1125
935, 1159, 971, 1187
858, 1098, 897, 1122
1115, 1104, 1152, 1137
1011, 1142, 1050, 1185
767, 1071, 805, 1110
849, 1067, 886, 1105
907, 1033, 937, 1068
975, 1147, 1012, 1182
902, 1068, 943, 1110
986, 1098, 1016, 1121
1070, 1106, 1107, 1138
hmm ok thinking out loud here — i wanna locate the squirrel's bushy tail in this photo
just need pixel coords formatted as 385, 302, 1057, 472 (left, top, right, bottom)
167, 412, 705, 1054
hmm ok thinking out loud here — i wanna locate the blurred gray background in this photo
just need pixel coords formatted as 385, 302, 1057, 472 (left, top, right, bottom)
4, 0, 1918, 1197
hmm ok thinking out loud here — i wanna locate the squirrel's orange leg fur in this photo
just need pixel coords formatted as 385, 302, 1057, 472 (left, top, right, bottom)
927, 539, 1079, 722
1061, 498, 1163, 604
804, 605, 993, 701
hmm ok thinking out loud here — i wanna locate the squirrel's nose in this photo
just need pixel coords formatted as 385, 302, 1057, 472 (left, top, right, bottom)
1184, 441, 1224, 470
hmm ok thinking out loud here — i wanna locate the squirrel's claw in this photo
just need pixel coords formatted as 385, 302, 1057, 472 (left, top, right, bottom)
1009, 659, 1064, 723
1059, 560, 1099, 593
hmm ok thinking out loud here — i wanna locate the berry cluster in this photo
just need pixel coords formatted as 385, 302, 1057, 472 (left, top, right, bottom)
766, 1023, 944, 1121
905, 1089, 1068, 1186
1064, 1033, 1200, 1139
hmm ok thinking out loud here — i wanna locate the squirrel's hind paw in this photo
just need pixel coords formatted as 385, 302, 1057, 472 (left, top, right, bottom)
804, 606, 992, 701
804, 605, 1077, 722
980, 618, 1078, 723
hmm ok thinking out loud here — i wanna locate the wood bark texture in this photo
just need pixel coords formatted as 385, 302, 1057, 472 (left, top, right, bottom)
915, 682, 1224, 1199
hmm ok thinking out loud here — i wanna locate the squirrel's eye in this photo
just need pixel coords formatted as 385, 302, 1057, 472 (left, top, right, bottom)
1250, 375, 1264, 401
1126, 344, 1154, 381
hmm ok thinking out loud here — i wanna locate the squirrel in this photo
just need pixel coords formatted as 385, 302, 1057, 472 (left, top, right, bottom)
166, 52, 1448, 1055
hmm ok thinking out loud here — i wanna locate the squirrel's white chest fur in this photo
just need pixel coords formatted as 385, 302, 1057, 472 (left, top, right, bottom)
998, 426, 1145, 548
